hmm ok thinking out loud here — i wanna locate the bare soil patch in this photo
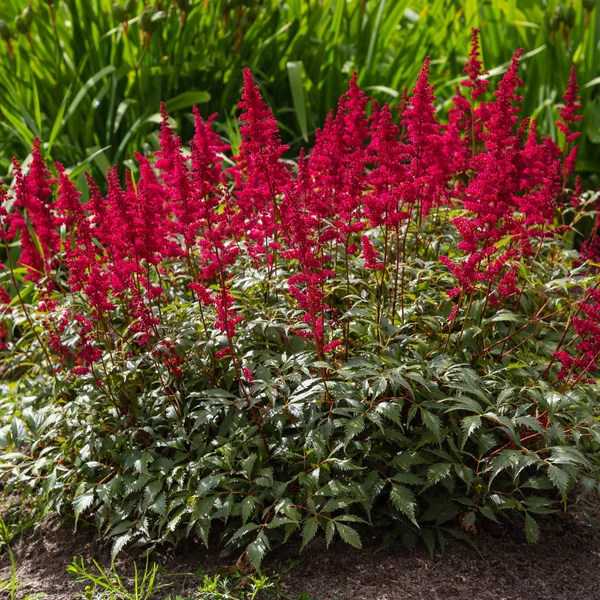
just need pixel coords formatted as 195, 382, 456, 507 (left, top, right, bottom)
2, 502, 600, 599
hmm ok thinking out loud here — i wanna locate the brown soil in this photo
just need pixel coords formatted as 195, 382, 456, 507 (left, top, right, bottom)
2, 502, 600, 600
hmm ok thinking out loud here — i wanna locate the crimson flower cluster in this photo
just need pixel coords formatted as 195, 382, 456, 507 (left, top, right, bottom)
0, 30, 587, 386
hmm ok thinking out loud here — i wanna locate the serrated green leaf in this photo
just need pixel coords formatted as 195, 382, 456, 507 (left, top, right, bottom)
150, 492, 167, 516
461, 415, 482, 442
241, 496, 256, 524
479, 505, 500, 523
247, 532, 269, 571
420, 409, 442, 436
524, 513, 540, 543
390, 484, 418, 526
301, 517, 318, 551
427, 463, 452, 485
325, 520, 335, 547
547, 464, 570, 500
335, 522, 362, 549
111, 533, 133, 561
73, 488, 94, 520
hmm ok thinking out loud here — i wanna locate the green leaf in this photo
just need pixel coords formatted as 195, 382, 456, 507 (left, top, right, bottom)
228, 523, 259, 547
150, 493, 167, 516
325, 520, 335, 547
488, 450, 521, 485
165, 90, 211, 112
73, 488, 94, 520
488, 310, 520, 323
524, 513, 540, 543
197, 475, 221, 496
427, 463, 452, 485
390, 484, 418, 526
287, 61, 309, 142
461, 415, 482, 442
241, 496, 256, 524
242, 454, 258, 479
335, 522, 362, 549
247, 532, 269, 571
422, 529, 436, 558
479, 505, 500, 523
344, 417, 365, 442
547, 464, 570, 500
420, 409, 442, 436
111, 533, 133, 561
301, 517, 319, 551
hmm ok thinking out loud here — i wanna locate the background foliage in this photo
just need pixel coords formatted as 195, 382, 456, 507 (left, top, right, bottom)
0, 0, 598, 184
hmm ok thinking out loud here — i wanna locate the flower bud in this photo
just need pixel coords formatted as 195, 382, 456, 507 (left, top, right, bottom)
15, 15, 28, 35
124, 0, 137, 12
113, 2, 127, 23
177, 0, 191, 12
23, 6, 34, 27
0, 20, 12, 42
583, 0, 596, 10
565, 4, 576, 28
140, 5, 158, 32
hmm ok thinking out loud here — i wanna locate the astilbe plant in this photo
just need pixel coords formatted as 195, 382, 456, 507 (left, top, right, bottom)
1, 32, 600, 567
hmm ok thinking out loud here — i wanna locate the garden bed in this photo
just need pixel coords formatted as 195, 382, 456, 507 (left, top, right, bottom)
2, 502, 600, 600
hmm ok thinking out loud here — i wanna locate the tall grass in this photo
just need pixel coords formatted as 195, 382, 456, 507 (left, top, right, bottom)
0, 0, 598, 183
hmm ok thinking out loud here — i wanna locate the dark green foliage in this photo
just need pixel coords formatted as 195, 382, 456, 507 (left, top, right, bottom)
2, 243, 600, 566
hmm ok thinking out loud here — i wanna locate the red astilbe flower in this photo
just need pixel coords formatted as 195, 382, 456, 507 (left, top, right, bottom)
401, 57, 448, 215
556, 288, 600, 384
557, 66, 584, 142
307, 73, 369, 236
71, 313, 103, 375
288, 271, 332, 354
517, 120, 563, 228
230, 68, 290, 254
332, 72, 370, 162
44, 308, 74, 370
557, 66, 584, 175
11, 139, 60, 280
279, 152, 335, 355
191, 106, 229, 186
365, 104, 410, 228
459, 50, 526, 236
215, 285, 243, 339
0, 185, 14, 244
323, 339, 343, 354
361, 235, 383, 271
129, 288, 160, 346
84, 172, 110, 248
135, 152, 179, 264
443, 28, 491, 170
93, 165, 164, 336
444, 90, 473, 173
154, 103, 182, 186
402, 58, 439, 152
484, 48, 524, 154
461, 28, 489, 100
153, 105, 200, 249
441, 49, 565, 306
178, 107, 231, 251
54, 164, 112, 314
0, 189, 12, 350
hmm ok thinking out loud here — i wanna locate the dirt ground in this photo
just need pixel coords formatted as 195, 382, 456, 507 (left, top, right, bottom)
2, 501, 600, 600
